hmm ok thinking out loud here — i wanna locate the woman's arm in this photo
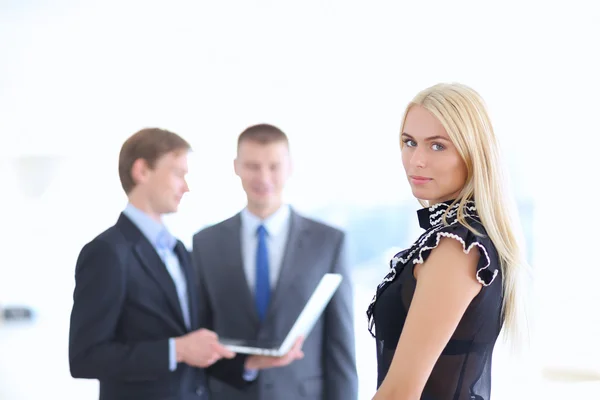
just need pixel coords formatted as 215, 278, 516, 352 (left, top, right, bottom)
373, 237, 483, 400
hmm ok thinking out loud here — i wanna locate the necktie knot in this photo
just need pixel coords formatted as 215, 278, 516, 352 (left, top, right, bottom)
256, 224, 268, 237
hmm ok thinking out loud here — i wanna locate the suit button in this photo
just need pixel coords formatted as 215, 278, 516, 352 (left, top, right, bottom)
196, 387, 204, 396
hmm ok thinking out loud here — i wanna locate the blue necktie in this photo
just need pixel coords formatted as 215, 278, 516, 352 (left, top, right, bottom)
255, 225, 270, 321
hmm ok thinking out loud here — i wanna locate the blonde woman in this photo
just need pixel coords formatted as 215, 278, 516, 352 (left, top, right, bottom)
366, 83, 526, 400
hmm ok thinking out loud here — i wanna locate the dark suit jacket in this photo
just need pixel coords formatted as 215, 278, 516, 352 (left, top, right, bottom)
68, 214, 249, 400
192, 209, 358, 400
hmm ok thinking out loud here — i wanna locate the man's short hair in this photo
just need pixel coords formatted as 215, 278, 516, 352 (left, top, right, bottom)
237, 123, 289, 151
118, 128, 191, 194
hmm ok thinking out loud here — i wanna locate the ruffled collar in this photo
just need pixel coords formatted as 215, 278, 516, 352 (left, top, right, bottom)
416, 199, 477, 230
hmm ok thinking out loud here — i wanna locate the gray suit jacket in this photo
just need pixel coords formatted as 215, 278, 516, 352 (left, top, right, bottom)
192, 209, 358, 400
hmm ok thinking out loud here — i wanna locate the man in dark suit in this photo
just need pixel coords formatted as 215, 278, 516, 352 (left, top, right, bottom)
192, 124, 358, 400
68, 128, 303, 400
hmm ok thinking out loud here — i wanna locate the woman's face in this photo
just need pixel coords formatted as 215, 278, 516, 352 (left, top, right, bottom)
401, 105, 468, 204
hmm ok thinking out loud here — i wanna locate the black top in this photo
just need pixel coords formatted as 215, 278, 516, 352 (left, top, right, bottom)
366, 200, 504, 400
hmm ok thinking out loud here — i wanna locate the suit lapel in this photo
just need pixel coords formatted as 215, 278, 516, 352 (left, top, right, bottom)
132, 233, 187, 331
175, 241, 199, 330
265, 211, 307, 320
221, 215, 260, 326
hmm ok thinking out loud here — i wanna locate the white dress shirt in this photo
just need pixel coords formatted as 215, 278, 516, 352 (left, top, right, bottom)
240, 205, 291, 293
239, 204, 291, 380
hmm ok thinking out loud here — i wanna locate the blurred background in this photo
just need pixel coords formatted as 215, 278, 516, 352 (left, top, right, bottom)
1, 0, 599, 398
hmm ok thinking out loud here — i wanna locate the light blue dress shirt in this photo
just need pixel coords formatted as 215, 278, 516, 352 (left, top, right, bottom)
239, 205, 291, 381
123, 203, 190, 371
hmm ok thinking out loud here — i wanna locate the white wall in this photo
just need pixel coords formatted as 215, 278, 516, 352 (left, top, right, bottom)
1, 1, 599, 399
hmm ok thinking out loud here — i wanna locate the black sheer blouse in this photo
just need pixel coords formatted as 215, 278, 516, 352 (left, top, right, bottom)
366, 200, 504, 400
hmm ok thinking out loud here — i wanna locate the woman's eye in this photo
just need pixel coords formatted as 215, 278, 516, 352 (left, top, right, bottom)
403, 139, 417, 147
432, 143, 445, 151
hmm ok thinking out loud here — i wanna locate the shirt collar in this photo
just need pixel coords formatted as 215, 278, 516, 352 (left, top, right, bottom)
240, 204, 291, 237
416, 199, 477, 230
122, 203, 175, 250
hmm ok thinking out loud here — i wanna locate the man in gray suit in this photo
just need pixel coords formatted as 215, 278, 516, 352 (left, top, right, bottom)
192, 124, 358, 400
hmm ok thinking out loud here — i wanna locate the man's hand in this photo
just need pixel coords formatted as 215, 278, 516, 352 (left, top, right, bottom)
244, 337, 304, 370
175, 328, 236, 368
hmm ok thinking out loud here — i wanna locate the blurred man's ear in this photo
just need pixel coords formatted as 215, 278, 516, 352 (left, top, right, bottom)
131, 158, 150, 186
233, 158, 241, 177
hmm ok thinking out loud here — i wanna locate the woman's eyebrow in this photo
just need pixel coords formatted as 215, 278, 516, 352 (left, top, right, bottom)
401, 133, 450, 142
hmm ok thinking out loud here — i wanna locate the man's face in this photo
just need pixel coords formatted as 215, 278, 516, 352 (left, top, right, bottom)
136, 150, 190, 215
234, 140, 291, 214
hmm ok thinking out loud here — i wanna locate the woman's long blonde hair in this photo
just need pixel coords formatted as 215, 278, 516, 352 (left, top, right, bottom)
400, 82, 529, 347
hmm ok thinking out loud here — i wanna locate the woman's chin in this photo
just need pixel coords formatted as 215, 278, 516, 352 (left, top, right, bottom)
410, 187, 433, 201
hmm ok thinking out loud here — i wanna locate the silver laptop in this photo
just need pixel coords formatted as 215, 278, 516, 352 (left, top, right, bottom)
219, 273, 343, 356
